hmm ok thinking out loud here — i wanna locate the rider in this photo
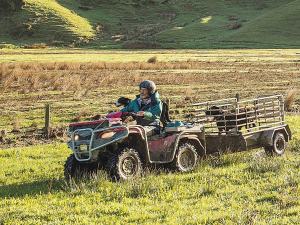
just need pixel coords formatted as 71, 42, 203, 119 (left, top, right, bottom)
121, 80, 162, 135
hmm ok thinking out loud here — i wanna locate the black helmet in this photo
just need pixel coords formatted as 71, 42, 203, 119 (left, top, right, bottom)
139, 80, 156, 95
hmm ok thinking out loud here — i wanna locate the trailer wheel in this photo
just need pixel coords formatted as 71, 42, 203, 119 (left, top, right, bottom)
264, 132, 286, 156
173, 143, 198, 172
107, 148, 142, 180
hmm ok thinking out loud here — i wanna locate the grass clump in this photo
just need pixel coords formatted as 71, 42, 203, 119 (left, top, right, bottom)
147, 56, 157, 64
284, 89, 298, 111
24, 43, 48, 49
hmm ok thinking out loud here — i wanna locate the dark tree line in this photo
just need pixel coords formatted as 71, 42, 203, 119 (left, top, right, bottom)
0, 0, 25, 12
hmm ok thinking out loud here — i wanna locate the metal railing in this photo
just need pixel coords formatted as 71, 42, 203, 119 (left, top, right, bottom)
187, 95, 285, 136
67, 126, 129, 161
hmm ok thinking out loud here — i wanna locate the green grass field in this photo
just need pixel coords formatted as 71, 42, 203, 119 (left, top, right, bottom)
0, 115, 299, 224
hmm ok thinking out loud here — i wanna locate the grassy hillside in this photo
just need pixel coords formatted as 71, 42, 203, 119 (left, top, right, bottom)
0, 0, 300, 48
222, 0, 300, 46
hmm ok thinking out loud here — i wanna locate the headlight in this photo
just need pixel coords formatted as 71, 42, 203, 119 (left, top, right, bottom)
101, 132, 115, 139
74, 133, 79, 141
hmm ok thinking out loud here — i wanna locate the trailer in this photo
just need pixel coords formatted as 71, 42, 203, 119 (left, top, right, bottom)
186, 94, 292, 156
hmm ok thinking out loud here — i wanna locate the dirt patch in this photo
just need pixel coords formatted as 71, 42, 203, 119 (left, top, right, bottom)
0, 126, 68, 149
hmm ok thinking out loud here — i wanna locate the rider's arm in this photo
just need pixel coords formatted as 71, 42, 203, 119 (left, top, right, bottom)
120, 100, 135, 113
143, 101, 162, 121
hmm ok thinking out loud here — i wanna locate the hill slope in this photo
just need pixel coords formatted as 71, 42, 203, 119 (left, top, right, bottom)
221, 0, 300, 47
0, 0, 299, 48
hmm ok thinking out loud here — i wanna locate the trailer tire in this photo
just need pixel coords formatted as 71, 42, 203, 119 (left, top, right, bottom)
264, 132, 286, 156
173, 143, 198, 172
107, 148, 142, 180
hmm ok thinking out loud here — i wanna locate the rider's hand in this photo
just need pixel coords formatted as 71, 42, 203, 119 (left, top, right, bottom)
136, 111, 145, 117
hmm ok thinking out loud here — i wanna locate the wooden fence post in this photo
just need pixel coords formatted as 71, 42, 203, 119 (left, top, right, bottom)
45, 104, 50, 138
236, 93, 240, 102
236, 93, 240, 114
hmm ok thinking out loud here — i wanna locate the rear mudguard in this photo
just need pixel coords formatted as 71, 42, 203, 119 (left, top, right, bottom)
140, 129, 205, 164
257, 124, 292, 147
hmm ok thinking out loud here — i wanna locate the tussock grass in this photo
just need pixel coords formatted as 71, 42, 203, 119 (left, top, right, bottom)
147, 56, 157, 64
284, 89, 298, 111
1, 57, 299, 96
24, 43, 48, 49
74, 108, 93, 122
12, 118, 20, 132
185, 86, 193, 100
1, 61, 209, 93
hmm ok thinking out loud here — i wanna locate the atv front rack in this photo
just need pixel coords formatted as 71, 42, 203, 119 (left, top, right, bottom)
67, 126, 129, 162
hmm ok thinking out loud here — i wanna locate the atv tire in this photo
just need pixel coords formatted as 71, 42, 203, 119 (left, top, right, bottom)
264, 132, 286, 156
107, 148, 142, 180
64, 154, 83, 180
173, 143, 198, 172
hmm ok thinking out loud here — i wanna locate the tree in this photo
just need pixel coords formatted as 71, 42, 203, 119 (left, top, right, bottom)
0, 0, 25, 12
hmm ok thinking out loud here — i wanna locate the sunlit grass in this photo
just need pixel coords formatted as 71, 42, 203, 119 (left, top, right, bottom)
25, 0, 95, 38
1, 49, 300, 63
1, 142, 300, 224
201, 16, 212, 24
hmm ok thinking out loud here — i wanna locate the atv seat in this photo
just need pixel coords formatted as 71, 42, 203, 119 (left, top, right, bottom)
160, 101, 172, 127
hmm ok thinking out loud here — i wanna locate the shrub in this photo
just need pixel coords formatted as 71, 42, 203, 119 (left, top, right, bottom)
51, 41, 64, 47
24, 43, 47, 49
228, 14, 238, 20
0, 0, 24, 12
228, 22, 242, 30
10, 24, 35, 38
147, 56, 157, 64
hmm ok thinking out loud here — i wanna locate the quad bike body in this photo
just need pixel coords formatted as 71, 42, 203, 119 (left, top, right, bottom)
65, 117, 205, 180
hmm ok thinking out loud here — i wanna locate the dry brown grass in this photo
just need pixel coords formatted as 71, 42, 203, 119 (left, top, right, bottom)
185, 86, 193, 100
12, 118, 20, 132
75, 108, 93, 122
0, 61, 299, 103
284, 89, 298, 111
24, 43, 48, 49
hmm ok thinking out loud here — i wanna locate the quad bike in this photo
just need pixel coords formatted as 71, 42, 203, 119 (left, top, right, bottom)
64, 111, 205, 180
64, 95, 292, 181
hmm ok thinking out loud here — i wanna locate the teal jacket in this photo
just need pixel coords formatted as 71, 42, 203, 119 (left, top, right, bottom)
121, 91, 162, 126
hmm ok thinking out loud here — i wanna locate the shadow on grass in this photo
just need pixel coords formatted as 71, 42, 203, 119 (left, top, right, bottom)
0, 179, 65, 198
